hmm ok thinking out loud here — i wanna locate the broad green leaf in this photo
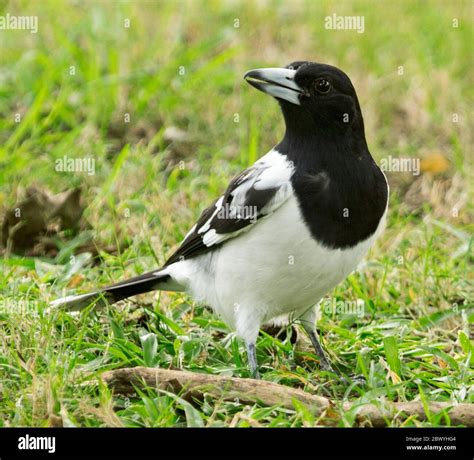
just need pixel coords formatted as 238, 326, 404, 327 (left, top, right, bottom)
383, 336, 402, 377
140, 332, 158, 367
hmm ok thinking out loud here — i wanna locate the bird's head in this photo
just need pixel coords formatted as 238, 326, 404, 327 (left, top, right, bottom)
244, 61, 364, 139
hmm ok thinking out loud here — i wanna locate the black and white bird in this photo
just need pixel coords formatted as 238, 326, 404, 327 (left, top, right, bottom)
52, 61, 389, 378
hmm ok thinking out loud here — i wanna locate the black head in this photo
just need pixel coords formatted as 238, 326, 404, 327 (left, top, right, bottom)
244, 61, 365, 141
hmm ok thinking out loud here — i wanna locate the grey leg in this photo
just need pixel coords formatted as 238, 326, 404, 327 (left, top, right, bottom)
307, 329, 335, 373
308, 327, 364, 384
298, 307, 365, 385
298, 306, 337, 374
246, 341, 260, 379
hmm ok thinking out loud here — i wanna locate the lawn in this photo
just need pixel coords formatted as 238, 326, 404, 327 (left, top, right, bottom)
0, 0, 472, 427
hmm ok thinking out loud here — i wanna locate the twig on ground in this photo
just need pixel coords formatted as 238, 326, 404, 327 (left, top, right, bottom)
101, 367, 474, 426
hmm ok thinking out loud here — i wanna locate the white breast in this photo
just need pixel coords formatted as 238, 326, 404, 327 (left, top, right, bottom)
167, 194, 386, 342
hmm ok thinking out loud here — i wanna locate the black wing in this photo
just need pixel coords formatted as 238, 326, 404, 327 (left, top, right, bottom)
164, 150, 294, 266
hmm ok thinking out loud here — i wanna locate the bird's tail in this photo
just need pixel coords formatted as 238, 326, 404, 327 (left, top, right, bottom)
50, 268, 183, 312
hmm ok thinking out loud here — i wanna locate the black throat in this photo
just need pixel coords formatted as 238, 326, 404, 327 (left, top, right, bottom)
276, 115, 388, 250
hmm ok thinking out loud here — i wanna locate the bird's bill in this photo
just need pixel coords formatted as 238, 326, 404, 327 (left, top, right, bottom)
244, 68, 303, 106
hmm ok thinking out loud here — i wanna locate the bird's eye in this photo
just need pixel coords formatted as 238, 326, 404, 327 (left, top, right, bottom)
315, 78, 331, 94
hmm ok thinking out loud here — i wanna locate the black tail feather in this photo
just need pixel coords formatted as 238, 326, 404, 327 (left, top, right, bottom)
105, 273, 171, 302
51, 269, 182, 311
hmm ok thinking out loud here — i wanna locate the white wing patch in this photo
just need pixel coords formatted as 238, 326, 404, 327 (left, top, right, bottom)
253, 150, 294, 190
165, 148, 295, 265
202, 229, 219, 246
199, 149, 294, 247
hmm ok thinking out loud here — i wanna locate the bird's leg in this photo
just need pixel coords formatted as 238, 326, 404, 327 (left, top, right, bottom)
246, 341, 260, 379
298, 307, 366, 385
306, 328, 335, 373
236, 308, 261, 379
299, 306, 338, 375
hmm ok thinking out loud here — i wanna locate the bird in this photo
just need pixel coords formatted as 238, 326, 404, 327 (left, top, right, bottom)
51, 61, 389, 379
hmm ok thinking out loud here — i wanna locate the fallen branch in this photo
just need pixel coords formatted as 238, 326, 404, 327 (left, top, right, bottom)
101, 367, 474, 426
102, 367, 331, 414
350, 401, 474, 427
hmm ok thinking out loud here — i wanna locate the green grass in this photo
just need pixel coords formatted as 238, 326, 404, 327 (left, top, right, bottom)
0, 0, 473, 427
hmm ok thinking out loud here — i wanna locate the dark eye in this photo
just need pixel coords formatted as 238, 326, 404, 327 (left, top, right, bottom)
315, 78, 331, 94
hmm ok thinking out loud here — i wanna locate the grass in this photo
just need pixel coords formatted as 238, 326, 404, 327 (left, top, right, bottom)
0, 0, 473, 427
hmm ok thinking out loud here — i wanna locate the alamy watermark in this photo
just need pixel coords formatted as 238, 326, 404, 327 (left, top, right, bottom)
0, 297, 40, 317
322, 298, 365, 318
217, 204, 258, 223
18, 435, 55, 454
324, 14, 365, 34
380, 155, 420, 176
0, 14, 38, 34
55, 155, 95, 175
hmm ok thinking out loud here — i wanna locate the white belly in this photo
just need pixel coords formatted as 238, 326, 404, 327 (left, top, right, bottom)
168, 195, 385, 341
